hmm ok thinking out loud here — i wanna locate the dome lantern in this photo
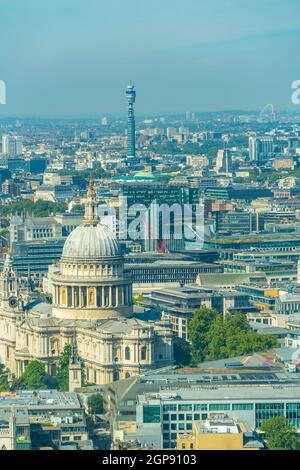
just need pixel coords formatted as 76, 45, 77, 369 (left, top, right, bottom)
83, 175, 99, 226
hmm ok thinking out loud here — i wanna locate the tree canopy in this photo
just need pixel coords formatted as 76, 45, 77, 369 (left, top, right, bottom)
55, 344, 72, 391
261, 416, 300, 450
185, 308, 278, 365
188, 306, 220, 363
205, 312, 278, 361
87, 393, 104, 415
0, 199, 67, 217
12, 360, 57, 390
0, 363, 9, 392
173, 337, 192, 367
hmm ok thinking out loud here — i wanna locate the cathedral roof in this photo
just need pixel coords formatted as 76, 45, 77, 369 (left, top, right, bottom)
62, 223, 121, 261
94, 317, 151, 334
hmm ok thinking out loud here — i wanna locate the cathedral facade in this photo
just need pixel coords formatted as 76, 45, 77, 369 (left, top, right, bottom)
0, 182, 173, 385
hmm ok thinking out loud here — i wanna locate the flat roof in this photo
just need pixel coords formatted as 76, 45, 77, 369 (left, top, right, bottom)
0, 390, 82, 410
139, 384, 300, 402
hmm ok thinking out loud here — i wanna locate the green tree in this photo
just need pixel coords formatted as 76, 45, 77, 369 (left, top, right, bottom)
0, 363, 9, 391
173, 337, 191, 367
261, 416, 300, 450
188, 306, 221, 363
205, 313, 278, 361
0, 199, 67, 218
87, 393, 104, 415
13, 360, 56, 390
56, 344, 72, 391
187, 309, 278, 366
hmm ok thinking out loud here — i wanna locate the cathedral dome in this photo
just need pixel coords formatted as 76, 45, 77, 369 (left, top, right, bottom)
62, 223, 121, 261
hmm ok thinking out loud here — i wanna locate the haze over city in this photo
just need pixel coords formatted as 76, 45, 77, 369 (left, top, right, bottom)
2, 0, 300, 459
1, 0, 300, 116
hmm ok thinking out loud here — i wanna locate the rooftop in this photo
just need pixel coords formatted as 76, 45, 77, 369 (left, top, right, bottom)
0, 390, 82, 410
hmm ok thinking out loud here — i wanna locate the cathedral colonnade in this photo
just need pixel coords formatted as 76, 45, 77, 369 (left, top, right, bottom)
52, 283, 133, 309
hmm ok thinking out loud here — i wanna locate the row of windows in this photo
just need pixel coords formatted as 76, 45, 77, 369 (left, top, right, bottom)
163, 404, 208, 412
163, 401, 295, 413
146, 402, 300, 428
162, 403, 253, 413
163, 423, 193, 433
163, 417, 202, 429
164, 414, 194, 421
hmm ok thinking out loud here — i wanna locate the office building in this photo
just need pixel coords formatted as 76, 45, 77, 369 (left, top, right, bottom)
2, 135, 23, 157
0, 390, 91, 450
105, 363, 300, 449
249, 136, 274, 164
214, 149, 233, 174
177, 416, 263, 450
140, 284, 252, 340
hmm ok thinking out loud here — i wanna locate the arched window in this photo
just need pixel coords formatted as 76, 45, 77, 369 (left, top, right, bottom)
141, 346, 147, 361
125, 346, 130, 361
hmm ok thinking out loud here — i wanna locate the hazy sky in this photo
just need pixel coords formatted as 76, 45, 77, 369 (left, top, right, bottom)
1, 0, 300, 116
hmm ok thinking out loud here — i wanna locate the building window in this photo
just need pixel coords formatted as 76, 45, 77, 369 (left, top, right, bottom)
194, 404, 208, 411
125, 346, 131, 361
141, 346, 147, 361
163, 405, 177, 412
286, 403, 300, 427
209, 403, 231, 411
256, 402, 284, 427
113, 370, 119, 381
143, 406, 161, 424
179, 404, 192, 411
232, 403, 253, 411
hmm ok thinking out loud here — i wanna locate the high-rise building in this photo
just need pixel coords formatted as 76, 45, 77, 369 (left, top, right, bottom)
249, 136, 273, 164
2, 135, 23, 157
125, 82, 136, 158
214, 148, 232, 174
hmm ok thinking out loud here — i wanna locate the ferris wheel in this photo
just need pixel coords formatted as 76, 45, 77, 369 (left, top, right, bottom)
258, 103, 276, 123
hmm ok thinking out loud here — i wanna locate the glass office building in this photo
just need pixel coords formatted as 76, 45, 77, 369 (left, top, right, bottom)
136, 385, 300, 449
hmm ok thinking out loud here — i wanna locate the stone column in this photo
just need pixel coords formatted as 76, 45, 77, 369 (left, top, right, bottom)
109, 286, 112, 307
79, 287, 82, 307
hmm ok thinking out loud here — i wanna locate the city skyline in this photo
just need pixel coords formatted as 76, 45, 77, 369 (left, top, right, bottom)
1, 0, 300, 116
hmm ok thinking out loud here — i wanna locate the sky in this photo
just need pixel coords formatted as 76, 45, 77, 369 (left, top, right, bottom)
0, 0, 300, 116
